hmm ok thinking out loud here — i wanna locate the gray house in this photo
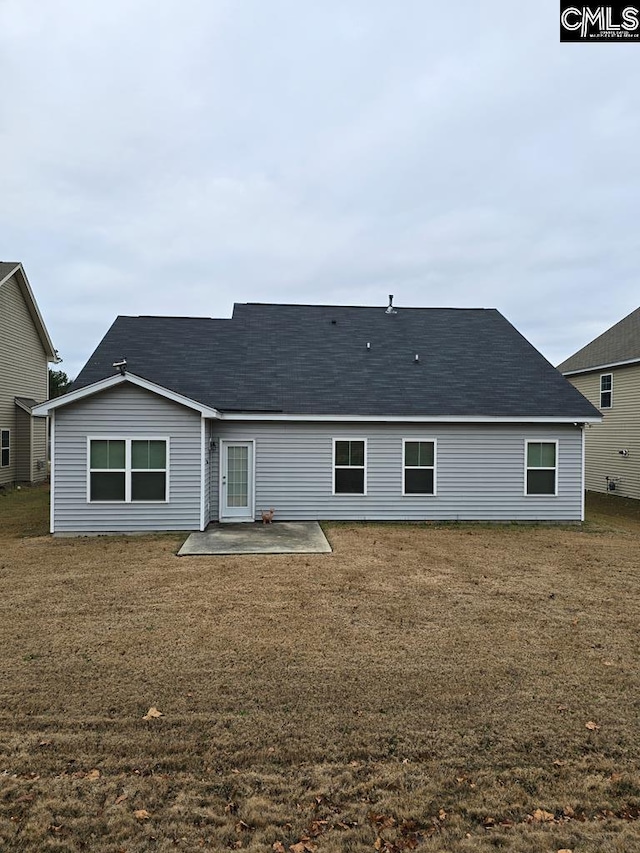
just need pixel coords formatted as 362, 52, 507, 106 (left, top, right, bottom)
33, 301, 600, 533
558, 306, 640, 500
0, 262, 58, 486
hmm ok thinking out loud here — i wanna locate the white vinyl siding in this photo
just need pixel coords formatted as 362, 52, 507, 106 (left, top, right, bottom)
209, 422, 583, 522
52, 384, 201, 532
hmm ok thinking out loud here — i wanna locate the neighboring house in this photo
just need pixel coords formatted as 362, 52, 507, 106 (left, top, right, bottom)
558, 306, 640, 499
33, 301, 600, 534
0, 262, 58, 487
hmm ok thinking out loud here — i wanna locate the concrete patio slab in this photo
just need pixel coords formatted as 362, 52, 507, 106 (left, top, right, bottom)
178, 521, 332, 556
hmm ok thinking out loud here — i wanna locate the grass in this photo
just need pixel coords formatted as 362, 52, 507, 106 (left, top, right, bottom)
0, 485, 639, 851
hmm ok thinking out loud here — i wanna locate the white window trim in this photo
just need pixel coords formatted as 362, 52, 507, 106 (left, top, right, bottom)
86, 437, 170, 504
600, 373, 613, 409
332, 437, 367, 496
0, 429, 10, 468
524, 439, 558, 497
402, 438, 437, 496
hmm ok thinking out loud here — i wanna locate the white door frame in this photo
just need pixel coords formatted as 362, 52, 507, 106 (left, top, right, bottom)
219, 439, 255, 522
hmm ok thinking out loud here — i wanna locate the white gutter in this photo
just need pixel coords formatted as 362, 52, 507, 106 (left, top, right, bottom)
562, 356, 640, 376
219, 412, 602, 424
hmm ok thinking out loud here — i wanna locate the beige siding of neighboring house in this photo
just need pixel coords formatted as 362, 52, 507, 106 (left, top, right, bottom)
568, 364, 640, 499
0, 273, 49, 485
15, 407, 32, 482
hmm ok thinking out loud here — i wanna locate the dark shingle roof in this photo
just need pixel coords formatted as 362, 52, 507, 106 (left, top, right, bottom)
72, 303, 599, 418
0, 262, 19, 283
558, 306, 640, 374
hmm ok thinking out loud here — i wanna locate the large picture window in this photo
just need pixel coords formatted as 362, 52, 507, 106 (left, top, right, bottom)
1, 430, 9, 468
88, 438, 168, 502
333, 439, 366, 494
525, 441, 557, 496
403, 440, 436, 495
600, 373, 612, 409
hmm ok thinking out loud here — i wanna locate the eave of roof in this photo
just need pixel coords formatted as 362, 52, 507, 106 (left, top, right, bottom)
32, 372, 222, 419
562, 356, 640, 376
557, 306, 640, 374
0, 262, 58, 361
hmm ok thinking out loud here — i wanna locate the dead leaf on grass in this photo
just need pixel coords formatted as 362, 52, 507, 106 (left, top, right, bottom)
438, 809, 447, 821
273, 843, 286, 853
38, 739, 52, 747
235, 820, 250, 832
86, 769, 101, 781
225, 800, 238, 814
585, 721, 600, 731
557, 849, 573, 853
15, 794, 35, 803
134, 809, 150, 820
289, 840, 316, 853
142, 707, 163, 720
531, 808, 555, 823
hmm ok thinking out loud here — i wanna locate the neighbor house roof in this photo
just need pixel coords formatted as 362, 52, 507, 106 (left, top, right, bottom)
0, 261, 58, 361
558, 306, 640, 375
66, 302, 599, 420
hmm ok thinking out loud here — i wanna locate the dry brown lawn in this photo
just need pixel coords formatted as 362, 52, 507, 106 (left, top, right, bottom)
0, 486, 639, 852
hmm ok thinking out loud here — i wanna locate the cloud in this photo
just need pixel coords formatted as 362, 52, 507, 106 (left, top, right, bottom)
1, 0, 638, 377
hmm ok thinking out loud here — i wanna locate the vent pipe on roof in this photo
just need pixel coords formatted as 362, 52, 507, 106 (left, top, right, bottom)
113, 358, 127, 376
385, 294, 397, 314
414, 354, 420, 363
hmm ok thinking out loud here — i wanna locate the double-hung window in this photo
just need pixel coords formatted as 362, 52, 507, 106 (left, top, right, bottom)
333, 439, 366, 494
403, 440, 436, 495
525, 441, 557, 496
1, 430, 9, 467
600, 374, 612, 409
89, 438, 168, 502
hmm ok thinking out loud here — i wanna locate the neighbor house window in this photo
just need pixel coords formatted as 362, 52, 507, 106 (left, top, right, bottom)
600, 373, 612, 409
1, 430, 9, 467
88, 438, 168, 502
525, 441, 557, 496
333, 439, 366, 494
403, 439, 436, 495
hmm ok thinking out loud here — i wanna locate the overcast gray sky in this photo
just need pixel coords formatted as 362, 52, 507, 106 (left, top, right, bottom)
2, 0, 639, 379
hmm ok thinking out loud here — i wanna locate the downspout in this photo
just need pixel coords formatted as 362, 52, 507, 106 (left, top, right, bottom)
49, 410, 55, 534
581, 424, 585, 522
200, 416, 206, 532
